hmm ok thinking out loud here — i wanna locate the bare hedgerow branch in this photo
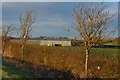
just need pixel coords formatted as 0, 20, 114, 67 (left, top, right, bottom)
19, 11, 36, 39
18, 10, 36, 61
68, 3, 116, 49
2, 24, 16, 54
65, 2, 117, 78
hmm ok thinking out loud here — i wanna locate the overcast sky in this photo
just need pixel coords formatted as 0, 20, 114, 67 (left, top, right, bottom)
2, 2, 118, 38
2, 0, 120, 2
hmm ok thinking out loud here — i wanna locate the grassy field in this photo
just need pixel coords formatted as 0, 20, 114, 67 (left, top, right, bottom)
103, 41, 120, 45
31, 45, 119, 58
90, 47, 119, 57
2, 41, 119, 78
1, 63, 36, 78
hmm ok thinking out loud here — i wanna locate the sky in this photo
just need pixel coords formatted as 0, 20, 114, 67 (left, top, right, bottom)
1, 2, 119, 38
2, 0, 120, 2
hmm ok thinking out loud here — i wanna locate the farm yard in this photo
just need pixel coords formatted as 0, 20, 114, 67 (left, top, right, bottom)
2, 41, 119, 79
2, 1, 119, 79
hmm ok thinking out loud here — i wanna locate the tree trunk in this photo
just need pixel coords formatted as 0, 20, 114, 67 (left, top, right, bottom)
2, 41, 5, 54
85, 49, 89, 78
21, 45, 25, 61
2, 40, 8, 55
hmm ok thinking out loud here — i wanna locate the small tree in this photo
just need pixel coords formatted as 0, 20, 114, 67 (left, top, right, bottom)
18, 11, 36, 60
67, 3, 116, 78
2, 24, 15, 54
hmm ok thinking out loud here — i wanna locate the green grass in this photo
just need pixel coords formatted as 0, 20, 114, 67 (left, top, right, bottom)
90, 48, 119, 59
34, 45, 119, 57
103, 41, 120, 45
1, 63, 36, 78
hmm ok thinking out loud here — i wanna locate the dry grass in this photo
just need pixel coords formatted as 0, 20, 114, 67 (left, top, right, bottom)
3, 41, 119, 78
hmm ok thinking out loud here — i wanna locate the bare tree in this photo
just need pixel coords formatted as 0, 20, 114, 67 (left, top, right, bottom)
18, 11, 36, 60
2, 24, 15, 54
67, 3, 116, 78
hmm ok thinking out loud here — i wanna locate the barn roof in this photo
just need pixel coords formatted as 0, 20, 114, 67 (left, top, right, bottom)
12, 38, 72, 41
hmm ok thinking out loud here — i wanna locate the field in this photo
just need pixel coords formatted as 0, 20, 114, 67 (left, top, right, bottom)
2, 63, 36, 78
2, 41, 119, 78
103, 41, 120, 46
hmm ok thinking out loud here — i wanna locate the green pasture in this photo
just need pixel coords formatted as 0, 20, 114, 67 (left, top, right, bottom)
33, 45, 119, 56
1, 63, 35, 78
103, 41, 120, 45
90, 48, 119, 58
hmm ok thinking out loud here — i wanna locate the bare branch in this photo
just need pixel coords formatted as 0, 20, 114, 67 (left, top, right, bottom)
66, 2, 116, 78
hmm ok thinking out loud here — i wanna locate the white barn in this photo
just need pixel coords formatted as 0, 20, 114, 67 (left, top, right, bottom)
12, 38, 72, 46
28, 38, 72, 46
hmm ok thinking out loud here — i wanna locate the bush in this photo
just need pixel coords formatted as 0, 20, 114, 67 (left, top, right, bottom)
4, 41, 119, 78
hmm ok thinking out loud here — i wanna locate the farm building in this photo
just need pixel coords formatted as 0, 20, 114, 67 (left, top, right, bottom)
11, 38, 72, 46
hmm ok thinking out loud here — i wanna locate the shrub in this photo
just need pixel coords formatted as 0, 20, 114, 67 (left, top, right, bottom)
3, 41, 119, 78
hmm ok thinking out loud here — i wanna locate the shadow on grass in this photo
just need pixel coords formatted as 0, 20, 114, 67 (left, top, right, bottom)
2, 56, 75, 79
2, 63, 36, 79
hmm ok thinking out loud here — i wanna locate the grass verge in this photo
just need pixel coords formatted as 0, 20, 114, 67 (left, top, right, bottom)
2, 63, 36, 78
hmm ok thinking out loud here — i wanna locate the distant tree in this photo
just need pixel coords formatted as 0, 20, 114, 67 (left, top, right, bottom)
2, 24, 15, 54
67, 3, 116, 78
17, 11, 36, 60
59, 37, 68, 39
40, 36, 44, 38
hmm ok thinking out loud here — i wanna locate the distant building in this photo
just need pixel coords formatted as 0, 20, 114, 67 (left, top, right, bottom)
11, 38, 72, 46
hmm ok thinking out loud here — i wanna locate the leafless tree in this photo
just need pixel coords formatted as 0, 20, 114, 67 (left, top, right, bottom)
2, 24, 15, 54
18, 11, 36, 60
67, 3, 116, 78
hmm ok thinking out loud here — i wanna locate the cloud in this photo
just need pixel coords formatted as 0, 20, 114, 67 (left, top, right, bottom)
34, 21, 69, 27
31, 14, 73, 37
2, 0, 120, 2
0, 2, 2, 26
2, 2, 55, 8
109, 9, 118, 15
2, 2, 118, 38
106, 3, 118, 15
